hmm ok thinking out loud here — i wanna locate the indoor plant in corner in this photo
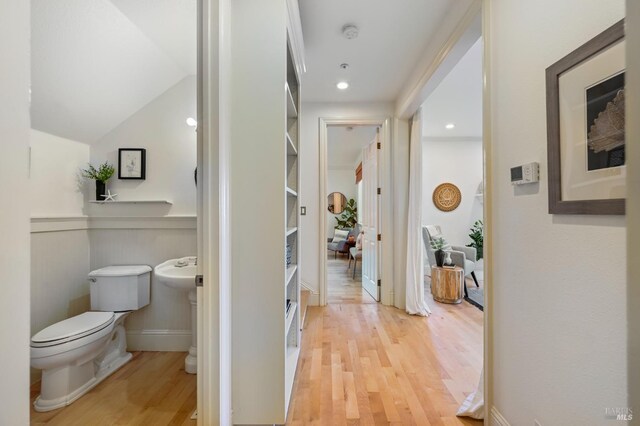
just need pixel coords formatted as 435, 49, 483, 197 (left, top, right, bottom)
81, 162, 115, 201
335, 198, 358, 230
466, 220, 484, 260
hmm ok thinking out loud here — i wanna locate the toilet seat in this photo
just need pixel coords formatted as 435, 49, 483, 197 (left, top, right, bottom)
31, 312, 115, 348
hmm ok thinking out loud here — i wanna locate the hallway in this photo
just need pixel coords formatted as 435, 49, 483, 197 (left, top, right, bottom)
287, 294, 483, 424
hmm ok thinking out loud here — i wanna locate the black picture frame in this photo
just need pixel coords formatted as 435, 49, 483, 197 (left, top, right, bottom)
546, 19, 625, 215
118, 148, 146, 180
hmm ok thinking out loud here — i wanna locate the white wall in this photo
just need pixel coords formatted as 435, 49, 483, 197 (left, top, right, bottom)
326, 169, 357, 239
299, 102, 394, 304
422, 138, 483, 247
487, 1, 627, 424
628, 0, 640, 414
90, 75, 197, 216
0, 1, 30, 423
30, 130, 90, 217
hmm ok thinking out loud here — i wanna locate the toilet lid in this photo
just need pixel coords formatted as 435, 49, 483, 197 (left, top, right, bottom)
31, 312, 115, 346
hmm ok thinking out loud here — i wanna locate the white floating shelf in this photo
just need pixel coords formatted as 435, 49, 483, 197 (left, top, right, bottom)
286, 187, 297, 197
285, 265, 297, 286
285, 301, 297, 336
90, 200, 173, 205
286, 132, 298, 156
286, 227, 298, 237
286, 83, 298, 118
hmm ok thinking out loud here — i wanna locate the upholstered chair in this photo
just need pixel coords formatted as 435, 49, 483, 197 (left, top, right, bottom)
422, 225, 480, 287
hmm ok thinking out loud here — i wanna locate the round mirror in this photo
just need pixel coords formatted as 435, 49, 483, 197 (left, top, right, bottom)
327, 192, 348, 214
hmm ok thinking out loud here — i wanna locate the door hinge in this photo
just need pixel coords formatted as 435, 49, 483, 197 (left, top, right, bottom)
377, 187, 381, 195
377, 234, 381, 241
377, 142, 381, 149
377, 279, 381, 287
195, 275, 204, 287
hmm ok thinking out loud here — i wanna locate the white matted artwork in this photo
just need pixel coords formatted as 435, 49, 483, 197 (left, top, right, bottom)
559, 40, 626, 202
118, 148, 146, 180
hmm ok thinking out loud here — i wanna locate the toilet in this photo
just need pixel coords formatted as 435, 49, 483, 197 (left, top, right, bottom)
30, 265, 151, 412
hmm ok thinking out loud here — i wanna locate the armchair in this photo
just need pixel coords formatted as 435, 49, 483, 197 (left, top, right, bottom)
422, 225, 480, 289
327, 224, 361, 259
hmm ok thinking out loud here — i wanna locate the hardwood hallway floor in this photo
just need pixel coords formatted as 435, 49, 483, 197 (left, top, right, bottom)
327, 253, 376, 304
288, 280, 483, 425
30, 351, 196, 426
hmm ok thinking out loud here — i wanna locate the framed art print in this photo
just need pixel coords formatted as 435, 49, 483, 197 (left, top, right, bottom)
118, 148, 146, 180
546, 20, 625, 215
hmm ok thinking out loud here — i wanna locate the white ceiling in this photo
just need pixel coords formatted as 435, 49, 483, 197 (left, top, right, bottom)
298, 0, 452, 102
328, 126, 377, 169
421, 38, 483, 139
31, 0, 196, 144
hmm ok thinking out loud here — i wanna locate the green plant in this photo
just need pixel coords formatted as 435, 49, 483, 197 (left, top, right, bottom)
467, 220, 483, 260
335, 198, 358, 229
81, 162, 115, 183
430, 237, 446, 251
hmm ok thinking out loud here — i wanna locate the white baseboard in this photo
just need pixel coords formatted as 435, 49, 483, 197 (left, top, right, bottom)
126, 329, 192, 352
491, 406, 511, 426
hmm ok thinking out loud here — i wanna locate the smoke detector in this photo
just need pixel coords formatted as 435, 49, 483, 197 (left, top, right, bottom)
339, 63, 349, 70
342, 24, 359, 40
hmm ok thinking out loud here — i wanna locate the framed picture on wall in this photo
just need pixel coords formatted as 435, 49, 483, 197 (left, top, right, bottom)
546, 19, 625, 215
118, 148, 146, 180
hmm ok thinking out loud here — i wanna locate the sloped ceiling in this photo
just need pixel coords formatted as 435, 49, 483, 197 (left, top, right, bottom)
31, 0, 196, 144
328, 126, 377, 169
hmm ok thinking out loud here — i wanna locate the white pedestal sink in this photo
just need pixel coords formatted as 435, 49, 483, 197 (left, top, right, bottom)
154, 257, 198, 374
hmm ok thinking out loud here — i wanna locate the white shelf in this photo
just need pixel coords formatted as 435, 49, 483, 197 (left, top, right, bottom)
286, 187, 297, 197
285, 264, 297, 286
286, 83, 298, 118
285, 302, 297, 337
90, 200, 172, 205
286, 227, 298, 237
286, 132, 298, 156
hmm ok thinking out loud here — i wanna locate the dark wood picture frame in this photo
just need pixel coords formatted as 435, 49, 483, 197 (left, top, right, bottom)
118, 148, 146, 180
546, 19, 625, 215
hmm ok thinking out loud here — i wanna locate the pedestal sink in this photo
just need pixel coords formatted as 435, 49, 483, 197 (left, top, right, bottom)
155, 257, 198, 374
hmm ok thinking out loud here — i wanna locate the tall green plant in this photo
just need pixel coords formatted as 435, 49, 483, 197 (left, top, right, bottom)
467, 220, 483, 260
335, 198, 357, 229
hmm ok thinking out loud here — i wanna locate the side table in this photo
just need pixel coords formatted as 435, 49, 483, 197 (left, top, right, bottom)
430, 265, 465, 304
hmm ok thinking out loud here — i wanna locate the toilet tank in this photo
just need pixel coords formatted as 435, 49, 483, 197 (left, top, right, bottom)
89, 265, 151, 312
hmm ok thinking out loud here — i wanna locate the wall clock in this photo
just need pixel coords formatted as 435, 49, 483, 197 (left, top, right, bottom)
433, 183, 461, 212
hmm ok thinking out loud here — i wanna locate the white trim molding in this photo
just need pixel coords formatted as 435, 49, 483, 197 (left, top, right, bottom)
31, 215, 197, 233
490, 406, 511, 426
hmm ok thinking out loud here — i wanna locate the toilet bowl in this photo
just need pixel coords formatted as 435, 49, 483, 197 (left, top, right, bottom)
31, 265, 151, 412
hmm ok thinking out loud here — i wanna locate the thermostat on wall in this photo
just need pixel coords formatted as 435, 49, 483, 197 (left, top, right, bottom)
510, 162, 539, 185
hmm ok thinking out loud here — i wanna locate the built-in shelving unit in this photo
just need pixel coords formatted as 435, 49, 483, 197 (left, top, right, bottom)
231, 1, 305, 424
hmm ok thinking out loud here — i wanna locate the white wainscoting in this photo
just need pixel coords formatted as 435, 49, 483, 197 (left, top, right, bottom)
30, 216, 197, 376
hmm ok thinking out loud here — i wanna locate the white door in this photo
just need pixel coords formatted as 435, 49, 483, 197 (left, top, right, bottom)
361, 131, 379, 301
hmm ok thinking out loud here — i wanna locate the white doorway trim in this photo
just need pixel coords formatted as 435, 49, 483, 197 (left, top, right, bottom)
318, 118, 393, 306
197, 0, 231, 424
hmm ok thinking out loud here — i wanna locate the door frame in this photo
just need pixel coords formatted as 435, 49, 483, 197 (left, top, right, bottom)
318, 117, 393, 306
197, 0, 232, 424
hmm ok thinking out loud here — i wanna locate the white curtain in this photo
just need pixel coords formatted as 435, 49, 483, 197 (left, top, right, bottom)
405, 108, 431, 316
457, 368, 484, 419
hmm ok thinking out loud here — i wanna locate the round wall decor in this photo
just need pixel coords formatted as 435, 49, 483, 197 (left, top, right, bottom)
433, 183, 462, 212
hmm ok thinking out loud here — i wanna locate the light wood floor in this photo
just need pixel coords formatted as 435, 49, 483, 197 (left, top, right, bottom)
288, 275, 483, 425
30, 351, 196, 426
327, 252, 376, 304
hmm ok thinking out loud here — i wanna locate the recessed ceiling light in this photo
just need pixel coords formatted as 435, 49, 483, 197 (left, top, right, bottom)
186, 117, 197, 127
337, 81, 349, 90
445, 123, 455, 129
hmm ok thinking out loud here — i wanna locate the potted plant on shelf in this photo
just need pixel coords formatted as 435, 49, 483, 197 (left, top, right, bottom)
467, 220, 483, 260
335, 198, 357, 230
81, 162, 115, 201
430, 237, 447, 267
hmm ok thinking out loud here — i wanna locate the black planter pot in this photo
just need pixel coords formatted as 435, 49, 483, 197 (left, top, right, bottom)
435, 249, 445, 267
95, 180, 106, 201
